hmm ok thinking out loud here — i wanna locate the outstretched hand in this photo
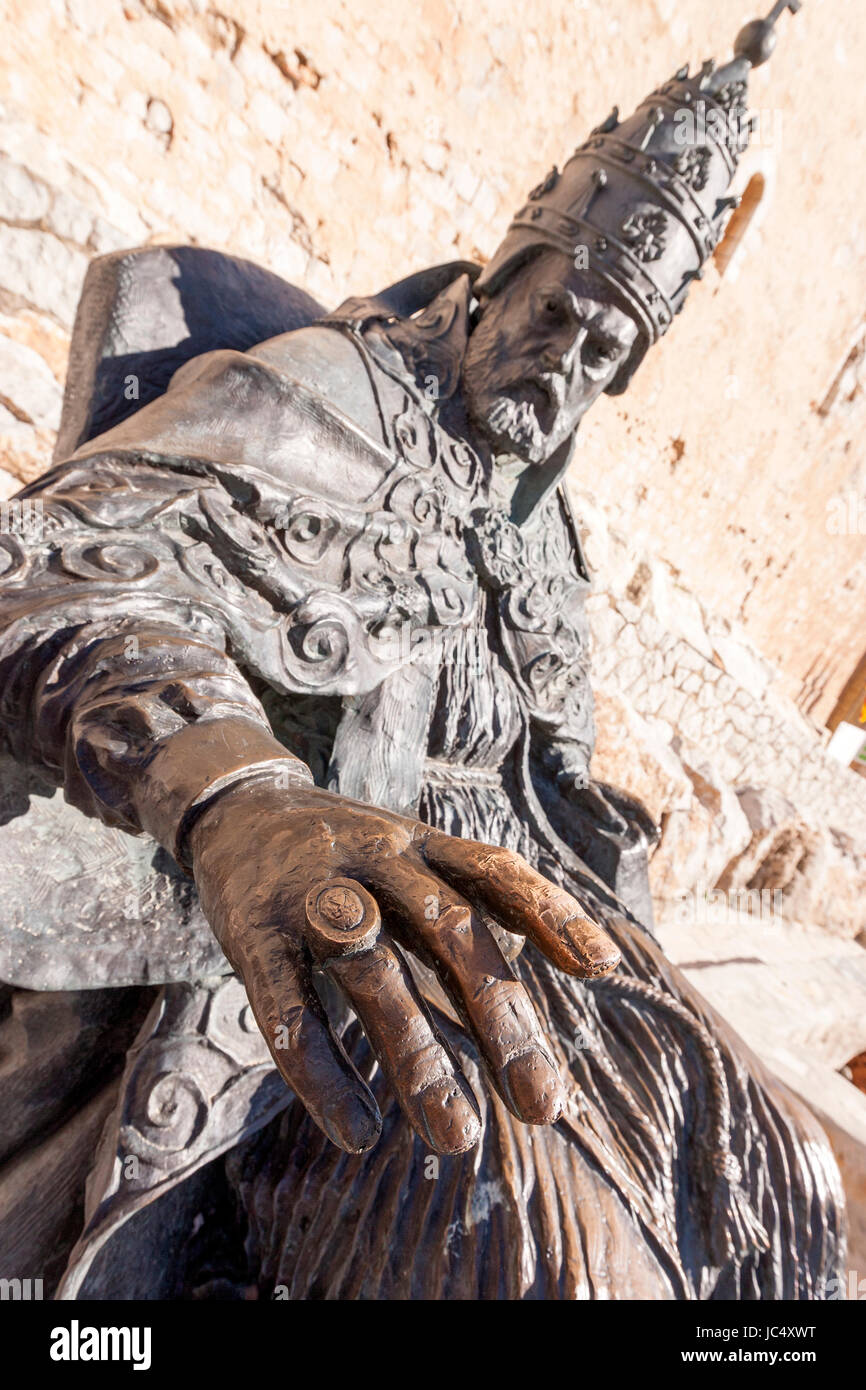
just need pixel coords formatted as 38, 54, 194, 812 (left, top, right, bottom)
189, 778, 620, 1156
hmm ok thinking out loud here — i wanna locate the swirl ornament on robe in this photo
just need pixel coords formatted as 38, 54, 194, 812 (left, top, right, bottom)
0, 337, 481, 713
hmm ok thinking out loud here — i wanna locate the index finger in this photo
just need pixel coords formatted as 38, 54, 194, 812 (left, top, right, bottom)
419, 830, 621, 978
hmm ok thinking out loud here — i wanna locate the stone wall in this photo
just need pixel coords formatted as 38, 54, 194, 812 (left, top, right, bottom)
1, 0, 866, 723
575, 478, 866, 939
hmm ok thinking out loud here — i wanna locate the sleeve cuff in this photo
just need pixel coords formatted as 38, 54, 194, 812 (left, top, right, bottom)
133, 716, 313, 867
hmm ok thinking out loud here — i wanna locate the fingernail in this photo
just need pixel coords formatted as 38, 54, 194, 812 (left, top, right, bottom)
502, 1050, 564, 1125
577, 932, 621, 977
417, 1077, 481, 1155
322, 1091, 382, 1153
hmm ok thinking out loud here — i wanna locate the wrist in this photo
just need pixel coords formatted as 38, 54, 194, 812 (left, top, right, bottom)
134, 715, 313, 867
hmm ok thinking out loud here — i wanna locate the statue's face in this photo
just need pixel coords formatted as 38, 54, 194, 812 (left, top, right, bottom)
461, 249, 640, 465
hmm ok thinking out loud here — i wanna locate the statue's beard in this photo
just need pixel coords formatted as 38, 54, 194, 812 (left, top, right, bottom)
469, 387, 555, 465
484, 394, 547, 462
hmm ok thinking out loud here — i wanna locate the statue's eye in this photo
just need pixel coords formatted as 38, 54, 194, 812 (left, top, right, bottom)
587, 339, 616, 363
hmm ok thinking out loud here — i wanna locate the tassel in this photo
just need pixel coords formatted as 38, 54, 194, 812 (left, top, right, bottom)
698, 1148, 769, 1268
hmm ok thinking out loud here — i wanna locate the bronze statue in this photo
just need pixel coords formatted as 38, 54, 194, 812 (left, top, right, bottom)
0, 4, 847, 1299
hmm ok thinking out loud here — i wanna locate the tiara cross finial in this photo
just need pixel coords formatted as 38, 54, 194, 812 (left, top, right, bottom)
766, 1, 802, 25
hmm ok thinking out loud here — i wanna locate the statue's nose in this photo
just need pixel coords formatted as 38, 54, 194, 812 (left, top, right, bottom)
542, 325, 586, 374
